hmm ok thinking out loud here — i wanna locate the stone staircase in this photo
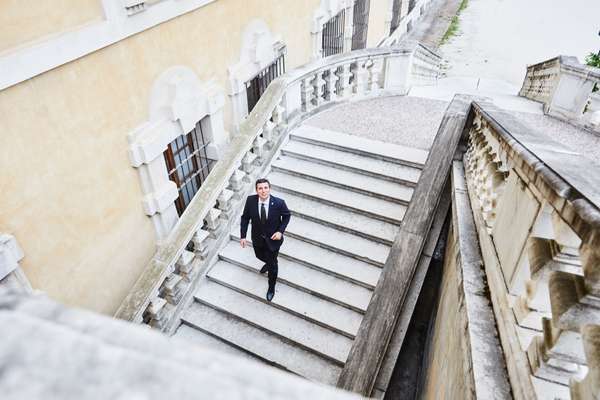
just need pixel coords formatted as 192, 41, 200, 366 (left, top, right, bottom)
173, 124, 429, 385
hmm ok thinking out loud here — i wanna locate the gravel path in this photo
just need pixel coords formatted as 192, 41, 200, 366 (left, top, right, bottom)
304, 96, 449, 150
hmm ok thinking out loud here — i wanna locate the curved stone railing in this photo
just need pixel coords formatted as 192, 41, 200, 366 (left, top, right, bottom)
463, 100, 600, 399
114, 43, 442, 332
519, 55, 600, 133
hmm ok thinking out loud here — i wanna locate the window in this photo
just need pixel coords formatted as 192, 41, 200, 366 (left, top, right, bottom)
390, 0, 402, 34
163, 118, 214, 216
352, 0, 370, 50
322, 10, 346, 57
245, 53, 286, 113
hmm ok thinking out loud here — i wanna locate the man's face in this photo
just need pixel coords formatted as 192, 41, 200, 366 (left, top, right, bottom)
256, 182, 270, 201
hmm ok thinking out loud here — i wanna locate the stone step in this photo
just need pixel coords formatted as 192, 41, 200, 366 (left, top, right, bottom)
290, 125, 428, 167
283, 191, 398, 245
282, 139, 421, 186
285, 215, 390, 267
231, 231, 381, 290
269, 171, 406, 224
193, 280, 353, 365
173, 323, 257, 362
207, 261, 362, 338
272, 156, 413, 205
181, 302, 342, 385
219, 240, 372, 313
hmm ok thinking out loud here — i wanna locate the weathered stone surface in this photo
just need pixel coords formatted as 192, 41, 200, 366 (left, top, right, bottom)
0, 290, 360, 400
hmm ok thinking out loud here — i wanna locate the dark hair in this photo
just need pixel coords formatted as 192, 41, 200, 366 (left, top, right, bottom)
255, 178, 270, 188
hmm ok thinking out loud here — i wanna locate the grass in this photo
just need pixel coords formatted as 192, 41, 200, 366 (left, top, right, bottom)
440, 0, 469, 45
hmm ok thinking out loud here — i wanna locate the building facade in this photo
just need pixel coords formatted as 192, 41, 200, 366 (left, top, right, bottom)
0, 0, 425, 314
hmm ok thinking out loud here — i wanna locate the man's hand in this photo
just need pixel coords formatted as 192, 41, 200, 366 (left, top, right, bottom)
270, 232, 282, 241
240, 238, 247, 248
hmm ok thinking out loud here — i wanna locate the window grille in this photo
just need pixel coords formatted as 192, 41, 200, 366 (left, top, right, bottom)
322, 10, 346, 57
390, 0, 402, 34
163, 118, 214, 216
352, 0, 370, 50
245, 53, 286, 114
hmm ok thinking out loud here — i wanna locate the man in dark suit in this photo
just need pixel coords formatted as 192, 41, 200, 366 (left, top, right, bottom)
240, 178, 291, 302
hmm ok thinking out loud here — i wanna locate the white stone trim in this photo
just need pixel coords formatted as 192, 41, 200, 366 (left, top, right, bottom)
227, 20, 287, 135
0, 234, 23, 280
311, 0, 354, 60
0, 0, 216, 91
128, 66, 227, 239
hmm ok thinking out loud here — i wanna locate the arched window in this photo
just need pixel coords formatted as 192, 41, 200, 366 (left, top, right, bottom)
128, 66, 226, 238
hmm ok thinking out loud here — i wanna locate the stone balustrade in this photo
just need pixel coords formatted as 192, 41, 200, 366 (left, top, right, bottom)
463, 100, 600, 400
114, 43, 442, 333
519, 56, 600, 133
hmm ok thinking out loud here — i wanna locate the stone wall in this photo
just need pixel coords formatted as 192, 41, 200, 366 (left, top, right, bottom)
420, 161, 511, 400
0, 0, 103, 52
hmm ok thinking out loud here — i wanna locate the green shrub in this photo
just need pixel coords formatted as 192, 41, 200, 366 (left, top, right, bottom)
585, 52, 600, 68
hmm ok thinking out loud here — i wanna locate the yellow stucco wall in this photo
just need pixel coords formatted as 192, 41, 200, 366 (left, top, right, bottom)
367, 0, 390, 47
0, 0, 104, 52
0, 0, 326, 315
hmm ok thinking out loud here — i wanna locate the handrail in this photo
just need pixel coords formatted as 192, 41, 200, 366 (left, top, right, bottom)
115, 43, 443, 330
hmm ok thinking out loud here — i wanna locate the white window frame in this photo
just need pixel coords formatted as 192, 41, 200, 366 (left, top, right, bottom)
311, 0, 354, 60
128, 66, 226, 239
227, 20, 286, 135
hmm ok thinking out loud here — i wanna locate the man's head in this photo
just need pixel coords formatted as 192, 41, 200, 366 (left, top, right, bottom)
255, 178, 271, 201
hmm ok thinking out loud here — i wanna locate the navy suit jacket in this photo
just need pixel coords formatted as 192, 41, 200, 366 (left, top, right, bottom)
240, 194, 291, 251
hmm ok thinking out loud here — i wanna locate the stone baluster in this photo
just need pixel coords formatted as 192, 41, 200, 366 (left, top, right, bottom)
262, 120, 276, 148
241, 150, 258, 178
352, 60, 368, 96
325, 66, 339, 102
312, 70, 326, 107
217, 188, 234, 220
191, 229, 210, 262
143, 296, 173, 329
272, 103, 287, 137
161, 272, 184, 305
368, 58, 383, 92
228, 169, 247, 200
301, 75, 315, 112
337, 62, 352, 98
252, 136, 267, 164
571, 325, 600, 399
204, 207, 223, 239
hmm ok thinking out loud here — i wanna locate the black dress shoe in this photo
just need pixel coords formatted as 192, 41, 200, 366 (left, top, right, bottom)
260, 264, 268, 274
266, 288, 275, 302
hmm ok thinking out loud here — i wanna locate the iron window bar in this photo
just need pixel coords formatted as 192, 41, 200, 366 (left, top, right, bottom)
352, 0, 370, 50
245, 53, 286, 114
163, 118, 214, 216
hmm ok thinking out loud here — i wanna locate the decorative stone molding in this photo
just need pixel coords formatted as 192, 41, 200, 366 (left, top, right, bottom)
311, 0, 354, 60
128, 66, 227, 239
227, 20, 287, 134
0, 234, 23, 281
0, 234, 33, 294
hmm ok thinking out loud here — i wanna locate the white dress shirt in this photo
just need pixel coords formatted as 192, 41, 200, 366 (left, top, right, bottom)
258, 196, 270, 219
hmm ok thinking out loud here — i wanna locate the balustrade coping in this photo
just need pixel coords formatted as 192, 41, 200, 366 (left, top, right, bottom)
525, 55, 600, 81
472, 101, 600, 244
115, 44, 442, 323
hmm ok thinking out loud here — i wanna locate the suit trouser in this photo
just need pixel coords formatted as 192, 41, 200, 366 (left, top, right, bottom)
253, 237, 278, 290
